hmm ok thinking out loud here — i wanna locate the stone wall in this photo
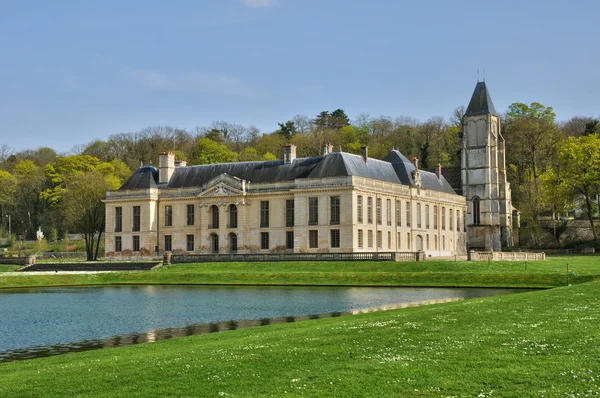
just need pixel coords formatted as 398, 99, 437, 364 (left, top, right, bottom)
519, 220, 598, 248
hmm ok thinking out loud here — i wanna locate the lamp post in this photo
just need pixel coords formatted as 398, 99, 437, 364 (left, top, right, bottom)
5, 214, 10, 237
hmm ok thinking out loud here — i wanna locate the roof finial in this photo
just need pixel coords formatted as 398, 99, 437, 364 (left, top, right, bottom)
483, 68, 486, 82
477, 65, 480, 83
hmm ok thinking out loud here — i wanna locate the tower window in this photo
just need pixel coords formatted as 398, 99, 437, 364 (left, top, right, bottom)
473, 197, 481, 225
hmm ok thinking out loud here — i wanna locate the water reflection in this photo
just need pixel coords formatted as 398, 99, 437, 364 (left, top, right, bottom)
0, 311, 349, 362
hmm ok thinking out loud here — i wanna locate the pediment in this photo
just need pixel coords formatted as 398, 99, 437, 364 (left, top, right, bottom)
197, 174, 245, 198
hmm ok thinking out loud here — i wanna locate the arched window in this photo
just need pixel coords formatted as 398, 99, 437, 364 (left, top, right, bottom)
210, 233, 219, 253
229, 233, 238, 252
210, 205, 219, 229
228, 205, 237, 228
472, 197, 481, 225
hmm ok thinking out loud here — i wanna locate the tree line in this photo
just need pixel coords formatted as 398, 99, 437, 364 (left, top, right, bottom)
0, 106, 598, 256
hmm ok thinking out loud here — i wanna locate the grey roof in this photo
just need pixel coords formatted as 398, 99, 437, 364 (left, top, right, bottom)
119, 166, 158, 190
119, 150, 457, 195
465, 81, 497, 117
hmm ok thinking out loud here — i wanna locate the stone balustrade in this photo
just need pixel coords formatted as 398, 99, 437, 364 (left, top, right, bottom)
468, 251, 545, 261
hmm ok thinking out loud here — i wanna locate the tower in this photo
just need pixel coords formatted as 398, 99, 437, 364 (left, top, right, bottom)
461, 82, 513, 250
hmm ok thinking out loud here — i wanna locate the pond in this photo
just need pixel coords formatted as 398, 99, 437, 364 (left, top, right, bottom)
0, 285, 533, 362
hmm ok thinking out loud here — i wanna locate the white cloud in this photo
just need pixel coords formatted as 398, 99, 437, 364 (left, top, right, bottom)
129, 68, 258, 98
240, 0, 277, 8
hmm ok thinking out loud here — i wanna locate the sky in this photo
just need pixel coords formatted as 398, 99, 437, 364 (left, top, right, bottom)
1, 0, 599, 153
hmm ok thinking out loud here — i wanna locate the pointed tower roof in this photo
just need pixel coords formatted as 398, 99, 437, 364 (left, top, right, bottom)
465, 81, 497, 117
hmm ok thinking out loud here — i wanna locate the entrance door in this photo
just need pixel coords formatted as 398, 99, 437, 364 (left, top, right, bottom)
416, 235, 423, 251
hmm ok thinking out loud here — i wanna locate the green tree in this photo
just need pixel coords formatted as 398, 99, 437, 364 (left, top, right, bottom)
193, 138, 238, 165
276, 121, 297, 141
329, 109, 350, 130
504, 102, 562, 222
548, 134, 600, 241
0, 170, 17, 207
62, 171, 120, 260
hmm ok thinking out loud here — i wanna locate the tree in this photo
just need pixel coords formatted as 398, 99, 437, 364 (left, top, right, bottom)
0, 170, 17, 207
193, 138, 238, 165
276, 121, 297, 141
329, 109, 350, 130
62, 171, 120, 260
504, 102, 562, 222
548, 134, 600, 241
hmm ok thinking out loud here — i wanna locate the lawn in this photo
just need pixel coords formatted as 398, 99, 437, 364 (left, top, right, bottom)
1, 255, 599, 289
1, 280, 598, 396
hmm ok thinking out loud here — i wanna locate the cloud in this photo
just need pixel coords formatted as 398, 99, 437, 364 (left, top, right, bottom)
129, 68, 258, 98
240, 0, 277, 8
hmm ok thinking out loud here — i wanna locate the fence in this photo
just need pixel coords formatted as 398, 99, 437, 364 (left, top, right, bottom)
468, 251, 546, 261
168, 251, 422, 264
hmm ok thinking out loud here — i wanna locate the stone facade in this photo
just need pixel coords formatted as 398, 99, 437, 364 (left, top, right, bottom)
461, 82, 516, 250
105, 150, 467, 258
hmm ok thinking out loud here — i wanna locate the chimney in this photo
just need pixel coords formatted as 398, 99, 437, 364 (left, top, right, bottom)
322, 143, 334, 156
159, 152, 175, 184
412, 156, 419, 170
283, 143, 296, 164
436, 163, 442, 179
175, 159, 187, 168
361, 146, 368, 163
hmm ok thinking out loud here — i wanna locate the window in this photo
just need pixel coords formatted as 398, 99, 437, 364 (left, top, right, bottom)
358, 229, 363, 249
443, 235, 446, 250
309, 230, 318, 248
367, 197, 373, 224
454, 208, 460, 231
330, 229, 340, 248
132, 235, 140, 252
387, 231, 391, 249
261, 232, 269, 250
228, 204, 238, 228
407, 233, 411, 250
164, 235, 172, 252
115, 236, 122, 252
211, 233, 219, 253
357, 196, 363, 223
376, 198, 382, 225
260, 201, 269, 228
210, 205, 219, 229
330, 196, 340, 225
425, 205, 430, 229
473, 197, 481, 225
187, 204, 195, 226
114, 207, 122, 232
396, 200, 401, 226
435, 235, 438, 250
397, 232, 401, 250
286, 200, 294, 227
449, 209, 454, 231
309, 197, 319, 226
442, 207, 446, 230
434, 206, 438, 229
132, 206, 140, 232
406, 202, 411, 227
426, 234, 430, 250
367, 230, 373, 248
417, 203, 422, 228
164, 206, 173, 227
286, 231, 294, 250
386, 199, 392, 226
377, 231, 382, 249
186, 234, 194, 251
229, 233, 237, 252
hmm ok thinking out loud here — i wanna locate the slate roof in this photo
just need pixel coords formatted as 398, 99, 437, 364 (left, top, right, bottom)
119, 150, 457, 195
465, 81, 497, 117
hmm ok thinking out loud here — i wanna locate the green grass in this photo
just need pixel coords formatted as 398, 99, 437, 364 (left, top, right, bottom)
1, 280, 598, 396
1, 255, 599, 289
0, 264, 19, 272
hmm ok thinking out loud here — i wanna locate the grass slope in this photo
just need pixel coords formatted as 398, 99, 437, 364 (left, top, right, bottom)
1, 255, 599, 288
1, 281, 599, 397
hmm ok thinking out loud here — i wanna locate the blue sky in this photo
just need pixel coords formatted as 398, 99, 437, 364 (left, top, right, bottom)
1, 0, 599, 152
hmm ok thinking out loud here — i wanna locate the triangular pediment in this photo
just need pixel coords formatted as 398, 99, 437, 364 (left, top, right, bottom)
197, 174, 244, 197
